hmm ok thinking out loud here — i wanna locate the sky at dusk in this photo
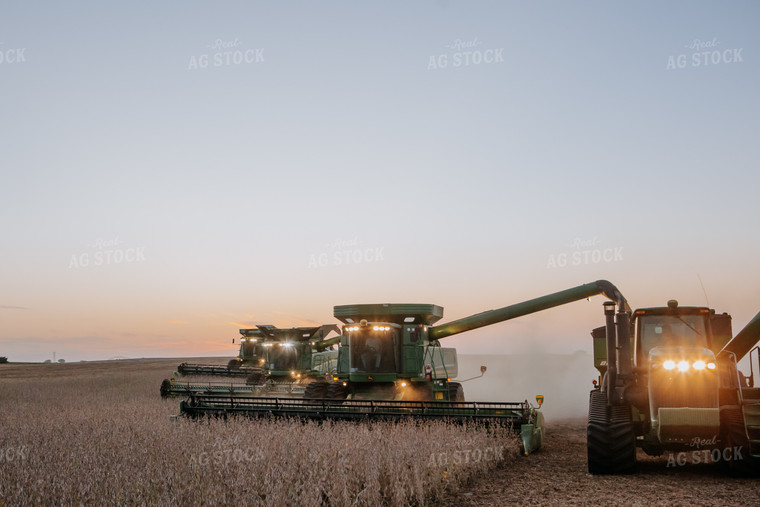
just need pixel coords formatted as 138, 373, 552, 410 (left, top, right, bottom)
1, 1, 759, 364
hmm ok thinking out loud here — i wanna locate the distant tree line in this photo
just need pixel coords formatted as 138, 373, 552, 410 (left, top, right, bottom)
0, 356, 8, 364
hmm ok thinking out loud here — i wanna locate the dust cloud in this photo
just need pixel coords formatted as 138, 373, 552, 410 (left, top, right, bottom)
457, 352, 599, 421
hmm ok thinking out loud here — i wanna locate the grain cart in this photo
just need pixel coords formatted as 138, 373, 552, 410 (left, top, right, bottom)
180, 280, 629, 454
161, 325, 340, 397
588, 299, 760, 475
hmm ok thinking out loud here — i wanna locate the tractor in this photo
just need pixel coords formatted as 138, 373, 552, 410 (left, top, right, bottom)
587, 298, 760, 475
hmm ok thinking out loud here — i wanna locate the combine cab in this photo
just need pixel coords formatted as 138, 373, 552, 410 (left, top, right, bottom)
587, 299, 760, 475
178, 280, 634, 454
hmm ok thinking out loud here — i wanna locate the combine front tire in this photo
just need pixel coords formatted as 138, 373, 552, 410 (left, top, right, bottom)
326, 383, 348, 401
160, 379, 172, 398
304, 381, 329, 399
227, 359, 242, 369
448, 382, 465, 403
246, 372, 266, 385
587, 389, 637, 474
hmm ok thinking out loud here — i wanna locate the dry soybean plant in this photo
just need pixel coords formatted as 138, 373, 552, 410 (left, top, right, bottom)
0, 362, 520, 505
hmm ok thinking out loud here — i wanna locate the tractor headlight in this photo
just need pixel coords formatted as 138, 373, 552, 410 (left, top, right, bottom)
677, 361, 689, 372
693, 360, 706, 370
707, 362, 716, 370
663, 360, 676, 370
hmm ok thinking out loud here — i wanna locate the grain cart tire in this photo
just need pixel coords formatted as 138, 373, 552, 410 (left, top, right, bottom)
448, 382, 465, 403
587, 389, 636, 474
723, 407, 760, 477
304, 381, 329, 399
228, 359, 242, 369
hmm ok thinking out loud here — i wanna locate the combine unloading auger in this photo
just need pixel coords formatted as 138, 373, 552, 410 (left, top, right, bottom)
176, 280, 628, 454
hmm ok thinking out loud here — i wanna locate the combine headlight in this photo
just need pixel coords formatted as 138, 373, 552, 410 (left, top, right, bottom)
707, 362, 716, 370
400, 381, 407, 387
677, 361, 689, 372
663, 360, 676, 370
693, 361, 706, 370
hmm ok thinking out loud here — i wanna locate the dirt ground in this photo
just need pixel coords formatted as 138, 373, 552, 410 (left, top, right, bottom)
449, 419, 760, 506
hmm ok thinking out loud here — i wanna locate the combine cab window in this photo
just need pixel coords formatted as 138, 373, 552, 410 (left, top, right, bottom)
349, 327, 399, 373
638, 315, 708, 359
241, 341, 260, 360
268, 344, 300, 371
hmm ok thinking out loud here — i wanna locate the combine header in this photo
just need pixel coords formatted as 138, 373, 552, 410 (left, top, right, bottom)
180, 395, 543, 453
178, 280, 631, 454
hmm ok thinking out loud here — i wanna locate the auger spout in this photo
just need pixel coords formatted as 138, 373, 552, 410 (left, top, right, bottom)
720, 310, 760, 361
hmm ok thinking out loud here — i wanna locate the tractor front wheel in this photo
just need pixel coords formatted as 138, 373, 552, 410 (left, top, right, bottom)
723, 406, 760, 477
587, 389, 637, 474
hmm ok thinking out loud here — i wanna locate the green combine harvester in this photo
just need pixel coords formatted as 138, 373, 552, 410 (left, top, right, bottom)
161, 325, 340, 397
179, 280, 631, 454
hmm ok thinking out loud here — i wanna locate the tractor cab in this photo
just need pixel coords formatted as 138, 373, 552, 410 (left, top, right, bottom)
632, 301, 726, 448
634, 301, 712, 369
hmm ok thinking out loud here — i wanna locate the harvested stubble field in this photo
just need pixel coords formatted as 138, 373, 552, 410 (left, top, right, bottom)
2, 360, 759, 506
0, 359, 520, 506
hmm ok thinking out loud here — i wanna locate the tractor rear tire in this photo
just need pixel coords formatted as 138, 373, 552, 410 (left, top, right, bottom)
587, 389, 637, 474
304, 381, 329, 399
